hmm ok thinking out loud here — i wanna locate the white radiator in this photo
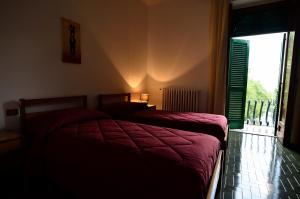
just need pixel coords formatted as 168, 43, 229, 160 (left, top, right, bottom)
162, 88, 201, 112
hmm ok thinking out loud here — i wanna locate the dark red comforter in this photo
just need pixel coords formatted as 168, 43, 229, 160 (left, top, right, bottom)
26, 109, 221, 199
126, 110, 228, 145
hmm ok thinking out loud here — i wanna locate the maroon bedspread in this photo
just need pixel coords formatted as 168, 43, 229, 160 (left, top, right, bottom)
127, 110, 228, 144
26, 109, 221, 199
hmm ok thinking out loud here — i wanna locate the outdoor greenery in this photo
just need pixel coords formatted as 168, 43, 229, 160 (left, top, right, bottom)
246, 79, 272, 101
245, 79, 277, 120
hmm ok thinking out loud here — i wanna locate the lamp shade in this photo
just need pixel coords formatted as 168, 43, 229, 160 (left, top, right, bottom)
140, 93, 149, 102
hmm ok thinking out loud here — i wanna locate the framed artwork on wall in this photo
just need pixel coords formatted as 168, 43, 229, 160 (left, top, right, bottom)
61, 18, 81, 64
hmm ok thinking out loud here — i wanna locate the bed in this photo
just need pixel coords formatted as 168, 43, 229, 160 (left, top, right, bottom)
98, 93, 228, 149
20, 95, 223, 199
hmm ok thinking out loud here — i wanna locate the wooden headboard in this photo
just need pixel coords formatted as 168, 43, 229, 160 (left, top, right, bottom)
19, 95, 87, 135
98, 93, 131, 110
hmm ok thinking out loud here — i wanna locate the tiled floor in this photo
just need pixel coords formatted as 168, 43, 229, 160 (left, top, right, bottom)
232, 124, 275, 136
217, 131, 300, 199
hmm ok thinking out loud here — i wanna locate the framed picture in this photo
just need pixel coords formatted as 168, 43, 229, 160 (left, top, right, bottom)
61, 18, 81, 64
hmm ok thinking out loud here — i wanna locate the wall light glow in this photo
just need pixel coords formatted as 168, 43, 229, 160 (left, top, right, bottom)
84, 1, 148, 92
147, 1, 209, 82
140, 0, 168, 7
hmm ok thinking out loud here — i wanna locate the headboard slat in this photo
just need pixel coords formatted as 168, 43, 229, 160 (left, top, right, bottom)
19, 95, 87, 136
98, 93, 131, 110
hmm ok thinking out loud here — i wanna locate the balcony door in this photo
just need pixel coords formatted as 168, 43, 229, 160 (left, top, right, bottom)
227, 33, 290, 137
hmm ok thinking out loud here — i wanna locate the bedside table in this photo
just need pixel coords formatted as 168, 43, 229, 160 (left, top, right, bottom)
0, 131, 23, 197
0, 130, 22, 156
147, 104, 156, 111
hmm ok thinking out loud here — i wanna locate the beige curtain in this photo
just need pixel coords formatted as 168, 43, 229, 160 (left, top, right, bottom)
208, 0, 230, 115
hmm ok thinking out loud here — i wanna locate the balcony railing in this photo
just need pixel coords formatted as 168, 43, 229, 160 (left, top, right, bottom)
244, 99, 277, 127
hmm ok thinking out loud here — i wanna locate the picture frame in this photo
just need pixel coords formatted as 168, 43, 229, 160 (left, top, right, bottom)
61, 18, 81, 64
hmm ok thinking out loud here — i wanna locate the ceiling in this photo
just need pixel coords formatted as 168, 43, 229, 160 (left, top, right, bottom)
232, 0, 284, 9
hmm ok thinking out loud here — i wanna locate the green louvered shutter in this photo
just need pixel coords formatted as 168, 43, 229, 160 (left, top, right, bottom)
226, 39, 249, 129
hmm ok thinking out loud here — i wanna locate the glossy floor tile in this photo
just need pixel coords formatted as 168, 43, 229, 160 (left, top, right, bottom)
217, 131, 300, 199
232, 124, 275, 136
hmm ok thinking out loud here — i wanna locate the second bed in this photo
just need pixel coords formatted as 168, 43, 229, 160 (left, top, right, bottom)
98, 93, 228, 149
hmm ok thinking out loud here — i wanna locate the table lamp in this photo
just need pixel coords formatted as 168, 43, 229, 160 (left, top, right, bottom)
140, 93, 149, 103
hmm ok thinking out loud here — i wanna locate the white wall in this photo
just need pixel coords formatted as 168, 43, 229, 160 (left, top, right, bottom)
0, 0, 212, 130
0, 0, 148, 130
146, 0, 210, 111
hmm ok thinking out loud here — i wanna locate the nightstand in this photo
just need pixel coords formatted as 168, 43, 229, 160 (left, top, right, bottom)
147, 104, 156, 111
0, 130, 23, 197
0, 130, 22, 155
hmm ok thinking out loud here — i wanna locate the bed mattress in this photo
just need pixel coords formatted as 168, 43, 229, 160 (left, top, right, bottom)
26, 109, 221, 199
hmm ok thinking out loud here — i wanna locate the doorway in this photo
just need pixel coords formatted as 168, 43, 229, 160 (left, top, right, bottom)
227, 32, 292, 137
